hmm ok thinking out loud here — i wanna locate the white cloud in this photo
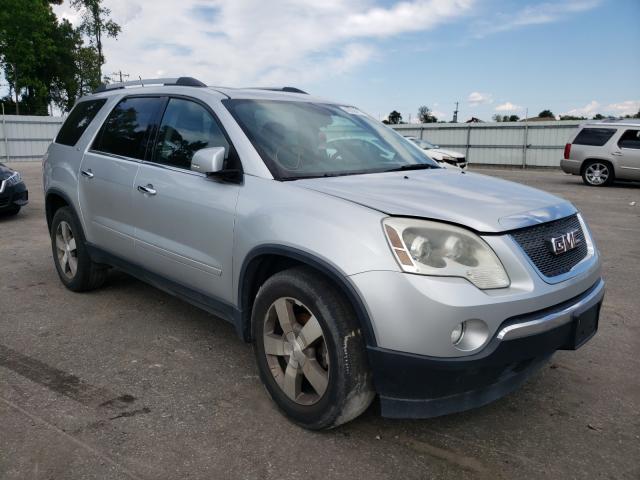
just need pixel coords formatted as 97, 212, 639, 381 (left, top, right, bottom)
495, 102, 522, 112
562, 100, 640, 118
563, 100, 601, 117
606, 100, 640, 116
53, 0, 475, 87
468, 91, 493, 106
475, 0, 602, 37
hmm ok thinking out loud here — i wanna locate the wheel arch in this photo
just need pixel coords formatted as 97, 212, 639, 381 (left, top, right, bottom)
581, 157, 616, 175
45, 188, 77, 232
238, 245, 377, 347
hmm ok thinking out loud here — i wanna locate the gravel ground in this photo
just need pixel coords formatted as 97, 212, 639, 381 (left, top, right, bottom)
1, 162, 639, 480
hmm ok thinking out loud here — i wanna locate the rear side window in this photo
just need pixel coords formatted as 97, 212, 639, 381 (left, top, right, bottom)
572, 128, 616, 146
55, 99, 106, 146
618, 129, 640, 149
152, 98, 230, 170
93, 97, 162, 160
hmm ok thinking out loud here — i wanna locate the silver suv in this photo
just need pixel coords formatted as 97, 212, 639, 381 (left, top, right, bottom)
43, 77, 604, 429
561, 120, 640, 186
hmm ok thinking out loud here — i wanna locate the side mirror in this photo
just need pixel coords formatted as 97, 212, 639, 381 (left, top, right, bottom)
191, 147, 226, 174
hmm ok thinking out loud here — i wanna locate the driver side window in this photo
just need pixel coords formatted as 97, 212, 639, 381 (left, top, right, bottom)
153, 98, 229, 170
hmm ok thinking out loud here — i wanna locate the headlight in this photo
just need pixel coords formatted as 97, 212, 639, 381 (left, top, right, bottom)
383, 217, 510, 289
5, 172, 22, 186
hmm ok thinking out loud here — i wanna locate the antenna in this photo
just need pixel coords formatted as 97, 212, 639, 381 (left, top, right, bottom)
453, 101, 459, 123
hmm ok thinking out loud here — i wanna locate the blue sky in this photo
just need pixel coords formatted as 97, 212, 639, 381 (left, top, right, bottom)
49, 0, 640, 121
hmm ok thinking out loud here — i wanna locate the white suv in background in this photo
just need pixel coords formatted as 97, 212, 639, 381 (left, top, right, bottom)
561, 120, 640, 186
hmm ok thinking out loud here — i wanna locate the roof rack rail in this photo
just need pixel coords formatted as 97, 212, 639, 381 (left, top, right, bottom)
252, 87, 308, 94
93, 76, 206, 93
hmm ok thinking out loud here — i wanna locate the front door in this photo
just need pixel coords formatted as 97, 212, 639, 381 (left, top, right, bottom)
78, 96, 164, 260
132, 97, 240, 302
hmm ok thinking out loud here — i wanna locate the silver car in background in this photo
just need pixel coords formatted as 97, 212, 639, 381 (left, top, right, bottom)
43, 77, 604, 429
561, 120, 640, 186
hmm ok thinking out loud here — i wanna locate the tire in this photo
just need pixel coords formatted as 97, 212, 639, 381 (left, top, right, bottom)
1, 206, 20, 216
252, 266, 374, 429
582, 160, 614, 186
50, 207, 107, 292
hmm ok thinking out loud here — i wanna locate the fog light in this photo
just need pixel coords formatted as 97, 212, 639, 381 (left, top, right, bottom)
451, 319, 490, 352
451, 323, 465, 345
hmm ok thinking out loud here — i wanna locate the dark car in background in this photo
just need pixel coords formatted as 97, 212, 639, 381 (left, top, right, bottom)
0, 163, 28, 216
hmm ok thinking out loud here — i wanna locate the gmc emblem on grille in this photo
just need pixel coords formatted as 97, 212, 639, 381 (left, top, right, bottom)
548, 230, 581, 255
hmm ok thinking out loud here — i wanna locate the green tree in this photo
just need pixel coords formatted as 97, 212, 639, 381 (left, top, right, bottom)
417, 105, 437, 123
0, 0, 59, 113
70, 0, 121, 75
508, 114, 520, 122
560, 115, 586, 120
592, 113, 605, 120
538, 109, 555, 119
388, 110, 402, 124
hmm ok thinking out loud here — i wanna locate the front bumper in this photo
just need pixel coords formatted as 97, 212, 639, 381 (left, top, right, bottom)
368, 278, 604, 418
0, 180, 29, 210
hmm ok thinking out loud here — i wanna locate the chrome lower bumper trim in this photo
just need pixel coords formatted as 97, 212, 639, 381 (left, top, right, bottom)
496, 279, 605, 341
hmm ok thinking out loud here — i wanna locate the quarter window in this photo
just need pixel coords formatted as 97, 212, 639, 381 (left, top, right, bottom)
152, 98, 230, 170
55, 99, 106, 146
618, 129, 640, 150
572, 128, 616, 147
93, 97, 162, 160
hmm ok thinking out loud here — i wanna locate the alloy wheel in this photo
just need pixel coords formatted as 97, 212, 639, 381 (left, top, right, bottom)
55, 220, 78, 279
585, 163, 609, 185
263, 297, 330, 405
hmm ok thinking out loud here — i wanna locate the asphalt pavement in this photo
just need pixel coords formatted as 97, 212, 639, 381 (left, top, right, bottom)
1, 162, 639, 479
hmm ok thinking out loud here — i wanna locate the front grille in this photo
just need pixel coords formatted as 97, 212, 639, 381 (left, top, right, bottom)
511, 214, 588, 277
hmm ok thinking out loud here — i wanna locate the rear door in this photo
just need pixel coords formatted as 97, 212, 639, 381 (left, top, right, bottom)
132, 96, 241, 302
615, 129, 640, 180
79, 96, 164, 260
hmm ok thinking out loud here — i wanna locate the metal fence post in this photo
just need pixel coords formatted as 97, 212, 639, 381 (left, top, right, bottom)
419, 125, 424, 140
522, 119, 529, 169
465, 124, 471, 163
1, 103, 8, 163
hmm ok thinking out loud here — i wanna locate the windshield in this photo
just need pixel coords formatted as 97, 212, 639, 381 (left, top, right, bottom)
409, 137, 438, 149
223, 99, 439, 179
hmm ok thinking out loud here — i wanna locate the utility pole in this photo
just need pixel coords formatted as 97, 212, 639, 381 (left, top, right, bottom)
110, 70, 130, 83
453, 101, 459, 123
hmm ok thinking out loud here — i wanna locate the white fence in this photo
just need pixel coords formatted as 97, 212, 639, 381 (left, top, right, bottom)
0, 114, 64, 162
1, 113, 582, 168
392, 120, 582, 167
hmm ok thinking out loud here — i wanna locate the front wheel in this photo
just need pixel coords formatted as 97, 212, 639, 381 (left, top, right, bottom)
50, 207, 107, 291
1, 205, 20, 216
252, 266, 374, 429
582, 160, 614, 186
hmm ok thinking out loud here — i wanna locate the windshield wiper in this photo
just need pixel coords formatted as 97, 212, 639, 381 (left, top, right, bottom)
384, 163, 438, 172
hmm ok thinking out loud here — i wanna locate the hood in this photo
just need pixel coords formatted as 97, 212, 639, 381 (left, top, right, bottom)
294, 169, 575, 233
430, 148, 465, 159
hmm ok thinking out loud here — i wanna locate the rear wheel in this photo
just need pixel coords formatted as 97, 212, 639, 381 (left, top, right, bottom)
252, 266, 374, 429
50, 207, 107, 291
582, 160, 614, 186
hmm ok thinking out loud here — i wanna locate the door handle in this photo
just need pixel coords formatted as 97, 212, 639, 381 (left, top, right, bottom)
612, 151, 623, 156
80, 169, 94, 179
137, 184, 157, 195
